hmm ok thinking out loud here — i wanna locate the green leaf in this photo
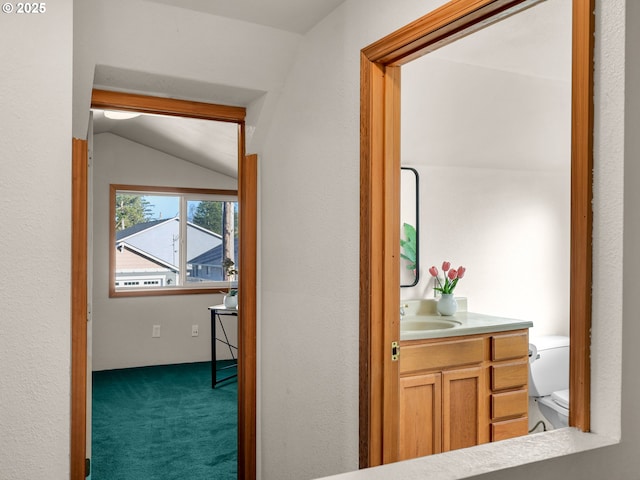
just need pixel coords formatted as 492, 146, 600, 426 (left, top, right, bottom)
402, 223, 416, 244
400, 223, 417, 264
400, 241, 416, 261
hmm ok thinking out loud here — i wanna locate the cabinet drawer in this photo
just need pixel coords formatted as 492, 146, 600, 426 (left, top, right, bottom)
491, 331, 528, 361
491, 390, 528, 420
491, 361, 528, 391
491, 417, 529, 442
401, 337, 484, 375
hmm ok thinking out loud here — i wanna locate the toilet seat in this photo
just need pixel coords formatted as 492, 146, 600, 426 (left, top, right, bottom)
551, 389, 569, 409
536, 394, 569, 429
538, 393, 569, 417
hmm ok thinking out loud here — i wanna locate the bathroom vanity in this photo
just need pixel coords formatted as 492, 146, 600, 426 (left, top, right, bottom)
399, 300, 533, 460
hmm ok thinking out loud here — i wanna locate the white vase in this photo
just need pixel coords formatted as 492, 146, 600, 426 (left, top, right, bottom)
224, 294, 238, 308
437, 293, 457, 316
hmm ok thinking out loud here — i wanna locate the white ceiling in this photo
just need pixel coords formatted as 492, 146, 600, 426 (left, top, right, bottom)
143, 0, 346, 34
93, 0, 570, 179
429, 0, 571, 82
92, 109, 241, 178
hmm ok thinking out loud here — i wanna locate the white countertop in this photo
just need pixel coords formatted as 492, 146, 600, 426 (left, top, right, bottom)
400, 310, 533, 341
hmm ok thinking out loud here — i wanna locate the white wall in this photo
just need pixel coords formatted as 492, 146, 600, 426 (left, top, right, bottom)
402, 58, 571, 171
72, 0, 303, 153
404, 166, 570, 336
259, 1, 448, 478
400, 57, 571, 336
92, 133, 237, 370
0, 1, 73, 478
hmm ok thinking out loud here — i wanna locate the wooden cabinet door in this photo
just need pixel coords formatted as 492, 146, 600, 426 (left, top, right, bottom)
442, 366, 488, 452
399, 373, 442, 460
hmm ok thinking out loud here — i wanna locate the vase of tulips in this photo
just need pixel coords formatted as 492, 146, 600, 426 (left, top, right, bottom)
222, 257, 238, 309
429, 261, 466, 316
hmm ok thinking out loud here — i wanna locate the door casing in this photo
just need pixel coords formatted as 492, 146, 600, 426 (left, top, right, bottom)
359, 0, 594, 467
71, 90, 257, 479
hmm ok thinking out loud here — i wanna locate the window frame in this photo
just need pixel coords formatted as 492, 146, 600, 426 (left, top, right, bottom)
109, 184, 238, 298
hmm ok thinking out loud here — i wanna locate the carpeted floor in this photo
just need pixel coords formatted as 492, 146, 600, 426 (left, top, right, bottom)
92, 361, 237, 480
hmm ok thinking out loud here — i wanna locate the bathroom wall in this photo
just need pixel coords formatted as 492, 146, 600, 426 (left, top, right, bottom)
92, 132, 238, 371
401, 56, 571, 337
405, 165, 569, 336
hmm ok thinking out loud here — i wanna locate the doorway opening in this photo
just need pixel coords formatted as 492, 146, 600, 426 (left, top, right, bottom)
359, 0, 593, 467
71, 90, 257, 479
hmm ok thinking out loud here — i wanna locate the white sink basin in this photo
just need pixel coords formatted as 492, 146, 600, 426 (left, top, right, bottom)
401, 318, 461, 331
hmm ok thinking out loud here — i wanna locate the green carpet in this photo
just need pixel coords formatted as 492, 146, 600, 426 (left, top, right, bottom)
92, 361, 237, 480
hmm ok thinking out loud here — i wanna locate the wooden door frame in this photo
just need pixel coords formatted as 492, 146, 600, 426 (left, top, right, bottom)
71, 137, 89, 480
359, 0, 594, 467
71, 90, 257, 479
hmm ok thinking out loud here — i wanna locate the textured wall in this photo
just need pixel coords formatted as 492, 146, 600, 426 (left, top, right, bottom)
0, 1, 74, 478
72, 0, 303, 152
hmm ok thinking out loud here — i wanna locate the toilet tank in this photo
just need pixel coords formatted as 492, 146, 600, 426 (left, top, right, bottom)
528, 335, 570, 397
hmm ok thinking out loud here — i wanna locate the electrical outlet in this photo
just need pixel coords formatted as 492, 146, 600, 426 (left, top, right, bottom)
191, 324, 199, 337
152, 325, 161, 338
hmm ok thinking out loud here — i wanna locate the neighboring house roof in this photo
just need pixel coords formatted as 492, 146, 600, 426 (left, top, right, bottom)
116, 218, 170, 241
116, 217, 223, 265
189, 237, 239, 267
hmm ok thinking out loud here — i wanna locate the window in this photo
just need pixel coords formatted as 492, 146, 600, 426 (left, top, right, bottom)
110, 184, 238, 297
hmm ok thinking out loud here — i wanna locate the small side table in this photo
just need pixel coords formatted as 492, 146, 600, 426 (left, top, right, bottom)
208, 304, 238, 388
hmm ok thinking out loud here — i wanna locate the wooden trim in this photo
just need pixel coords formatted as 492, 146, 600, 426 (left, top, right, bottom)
112, 184, 238, 196
359, 52, 386, 468
71, 138, 88, 480
71, 90, 257, 479
108, 184, 238, 298
91, 89, 246, 123
569, 0, 594, 433
362, 0, 539, 66
381, 65, 402, 464
238, 153, 257, 480
358, 52, 371, 468
360, 0, 594, 468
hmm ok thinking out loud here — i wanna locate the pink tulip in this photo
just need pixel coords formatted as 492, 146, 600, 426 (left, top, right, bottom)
448, 268, 458, 280
442, 261, 451, 272
429, 266, 438, 277
457, 266, 466, 279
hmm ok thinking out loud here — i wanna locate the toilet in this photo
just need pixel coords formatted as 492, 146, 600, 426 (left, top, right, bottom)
528, 335, 570, 429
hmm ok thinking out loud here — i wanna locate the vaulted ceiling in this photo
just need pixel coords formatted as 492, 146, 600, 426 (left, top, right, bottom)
92, 0, 347, 179
92, 0, 569, 179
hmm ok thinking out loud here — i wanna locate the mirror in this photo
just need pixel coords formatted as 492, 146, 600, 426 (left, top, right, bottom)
400, 167, 419, 287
